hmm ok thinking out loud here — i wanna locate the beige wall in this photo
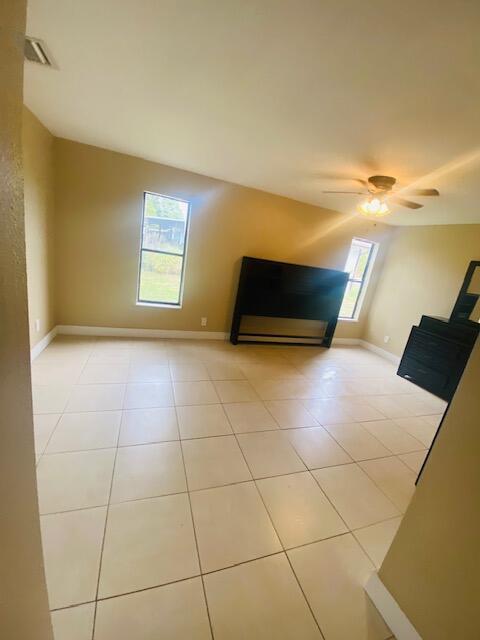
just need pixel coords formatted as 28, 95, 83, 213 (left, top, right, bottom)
23, 107, 56, 347
379, 336, 480, 639
364, 224, 480, 356
53, 138, 393, 336
0, 3, 53, 638
25, 122, 480, 357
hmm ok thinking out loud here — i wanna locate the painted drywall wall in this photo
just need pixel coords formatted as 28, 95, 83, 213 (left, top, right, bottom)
363, 225, 480, 356
0, 4, 53, 638
23, 107, 56, 347
53, 137, 393, 336
379, 336, 480, 639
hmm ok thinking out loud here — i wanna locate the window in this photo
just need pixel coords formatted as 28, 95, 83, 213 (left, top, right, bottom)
339, 237, 377, 320
137, 192, 190, 306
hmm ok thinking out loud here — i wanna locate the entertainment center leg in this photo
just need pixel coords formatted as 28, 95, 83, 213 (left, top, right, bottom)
323, 318, 337, 348
230, 312, 241, 344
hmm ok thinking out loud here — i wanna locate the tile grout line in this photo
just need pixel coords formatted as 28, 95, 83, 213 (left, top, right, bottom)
50, 551, 287, 611
38, 341, 96, 616
89, 378, 127, 640
311, 459, 403, 524
226, 412, 328, 639
33, 377, 443, 411
49, 509, 404, 615
176, 404, 216, 640
279, 421, 413, 526
354, 458, 414, 515
351, 527, 387, 570
34, 351, 445, 398
231, 406, 363, 640
37, 417, 428, 456
37, 337, 441, 633
35, 413, 63, 469
38, 448, 418, 518
34, 402, 442, 419
35, 339, 94, 470
303, 465, 352, 535
234, 410, 406, 567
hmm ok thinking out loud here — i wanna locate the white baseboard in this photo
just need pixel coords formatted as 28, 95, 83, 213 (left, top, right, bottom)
41, 327, 402, 367
365, 573, 422, 640
359, 339, 401, 365
56, 324, 229, 341
30, 326, 58, 361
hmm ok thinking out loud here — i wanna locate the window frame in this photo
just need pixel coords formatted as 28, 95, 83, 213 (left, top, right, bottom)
136, 190, 191, 308
339, 237, 378, 321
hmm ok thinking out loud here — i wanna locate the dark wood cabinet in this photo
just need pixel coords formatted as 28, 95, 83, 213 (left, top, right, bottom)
398, 262, 479, 484
230, 257, 348, 347
397, 315, 478, 402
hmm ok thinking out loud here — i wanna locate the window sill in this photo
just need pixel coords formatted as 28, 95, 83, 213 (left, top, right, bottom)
136, 301, 182, 309
338, 317, 359, 323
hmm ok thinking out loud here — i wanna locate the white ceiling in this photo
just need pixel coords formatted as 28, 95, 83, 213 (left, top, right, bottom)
25, 0, 480, 226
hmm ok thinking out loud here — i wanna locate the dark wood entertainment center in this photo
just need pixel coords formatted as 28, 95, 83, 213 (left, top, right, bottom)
230, 257, 348, 347
397, 260, 480, 402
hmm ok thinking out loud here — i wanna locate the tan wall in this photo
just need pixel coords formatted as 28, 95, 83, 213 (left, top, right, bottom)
364, 225, 480, 356
53, 138, 393, 336
0, 3, 53, 638
23, 107, 56, 347
379, 336, 480, 639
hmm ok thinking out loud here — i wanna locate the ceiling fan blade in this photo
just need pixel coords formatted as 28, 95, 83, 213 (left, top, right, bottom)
322, 190, 365, 195
403, 188, 440, 197
391, 196, 423, 210
314, 173, 368, 186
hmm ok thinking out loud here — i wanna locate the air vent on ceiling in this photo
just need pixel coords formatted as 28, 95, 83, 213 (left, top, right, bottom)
24, 37, 51, 66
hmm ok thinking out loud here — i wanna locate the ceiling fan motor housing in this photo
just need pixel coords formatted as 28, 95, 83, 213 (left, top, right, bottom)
368, 175, 396, 193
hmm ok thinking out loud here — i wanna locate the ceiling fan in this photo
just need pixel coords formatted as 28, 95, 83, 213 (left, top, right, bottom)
323, 175, 439, 217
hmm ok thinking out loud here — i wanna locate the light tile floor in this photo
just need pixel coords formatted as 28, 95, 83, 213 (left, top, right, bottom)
33, 336, 446, 640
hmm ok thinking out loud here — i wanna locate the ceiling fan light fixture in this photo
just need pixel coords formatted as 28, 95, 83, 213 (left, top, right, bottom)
323, 174, 439, 214
358, 197, 390, 217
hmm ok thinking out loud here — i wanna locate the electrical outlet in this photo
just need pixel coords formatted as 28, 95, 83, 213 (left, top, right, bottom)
383, 335, 390, 343
201, 317, 207, 327
35, 319, 40, 332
